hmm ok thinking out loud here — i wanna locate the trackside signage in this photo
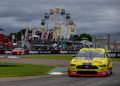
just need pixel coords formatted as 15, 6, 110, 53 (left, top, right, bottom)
107, 52, 120, 58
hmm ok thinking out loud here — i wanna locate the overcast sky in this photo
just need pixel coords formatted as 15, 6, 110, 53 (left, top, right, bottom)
0, 0, 120, 35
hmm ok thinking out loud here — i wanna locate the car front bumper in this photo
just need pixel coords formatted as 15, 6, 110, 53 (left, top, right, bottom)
68, 71, 107, 76
68, 65, 109, 76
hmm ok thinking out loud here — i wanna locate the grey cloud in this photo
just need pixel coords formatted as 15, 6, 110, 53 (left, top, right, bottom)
0, 0, 120, 35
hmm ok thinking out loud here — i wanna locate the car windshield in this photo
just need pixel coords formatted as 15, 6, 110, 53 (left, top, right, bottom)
76, 51, 104, 58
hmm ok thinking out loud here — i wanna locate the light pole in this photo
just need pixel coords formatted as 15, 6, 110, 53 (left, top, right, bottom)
107, 33, 110, 50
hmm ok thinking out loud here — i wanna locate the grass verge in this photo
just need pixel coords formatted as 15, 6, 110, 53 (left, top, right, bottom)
19, 55, 74, 60
0, 62, 55, 77
19, 55, 120, 62
112, 58, 120, 62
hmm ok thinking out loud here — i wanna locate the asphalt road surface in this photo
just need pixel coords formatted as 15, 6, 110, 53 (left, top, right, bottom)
0, 57, 120, 86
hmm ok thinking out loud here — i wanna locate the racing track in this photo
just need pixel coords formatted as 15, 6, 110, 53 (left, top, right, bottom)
0, 58, 120, 86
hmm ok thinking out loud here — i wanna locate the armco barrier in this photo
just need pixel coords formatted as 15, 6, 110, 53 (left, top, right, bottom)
29, 51, 39, 54
38, 50, 51, 54
52, 50, 78, 54
0, 49, 5, 54
51, 50, 60, 54
29, 50, 52, 54
28, 50, 78, 54
1, 50, 120, 57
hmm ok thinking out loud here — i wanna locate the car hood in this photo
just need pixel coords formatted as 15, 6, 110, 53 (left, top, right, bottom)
70, 57, 108, 65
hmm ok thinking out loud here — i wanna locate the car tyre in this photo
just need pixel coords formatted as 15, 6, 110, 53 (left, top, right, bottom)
68, 71, 74, 77
106, 69, 110, 77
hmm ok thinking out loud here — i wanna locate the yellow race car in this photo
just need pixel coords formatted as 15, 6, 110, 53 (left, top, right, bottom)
68, 48, 112, 76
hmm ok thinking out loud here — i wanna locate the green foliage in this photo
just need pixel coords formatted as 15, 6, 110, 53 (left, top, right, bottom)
79, 33, 92, 42
112, 58, 120, 62
6, 28, 27, 41
4, 35, 10, 39
73, 35, 79, 40
73, 33, 92, 41
15, 29, 26, 41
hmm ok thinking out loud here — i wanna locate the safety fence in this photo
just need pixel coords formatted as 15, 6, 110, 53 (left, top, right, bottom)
0, 50, 78, 54
29, 50, 78, 54
92, 32, 120, 52
0, 49, 120, 58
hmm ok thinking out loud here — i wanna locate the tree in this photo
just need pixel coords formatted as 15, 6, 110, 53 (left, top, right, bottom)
79, 33, 92, 42
15, 28, 28, 41
73, 35, 79, 40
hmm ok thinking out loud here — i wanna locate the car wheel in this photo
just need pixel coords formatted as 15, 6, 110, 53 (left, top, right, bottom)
110, 68, 112, 74
68, 71, 72, 77
68, 73, 74, 77
110, 69, 112, 74
69, 75, 74, 77
110, 71, 112, 74
106, 69, 110, 77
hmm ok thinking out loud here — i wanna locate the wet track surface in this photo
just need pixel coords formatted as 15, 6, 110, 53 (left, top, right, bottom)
0, 58, 120, 86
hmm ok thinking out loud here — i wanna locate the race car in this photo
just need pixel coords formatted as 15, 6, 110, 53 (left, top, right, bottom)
68, 48, 112, 76
12, 48, 26, 55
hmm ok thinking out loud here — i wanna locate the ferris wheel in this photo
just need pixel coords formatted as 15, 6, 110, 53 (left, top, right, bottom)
38, 8, 76, 41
